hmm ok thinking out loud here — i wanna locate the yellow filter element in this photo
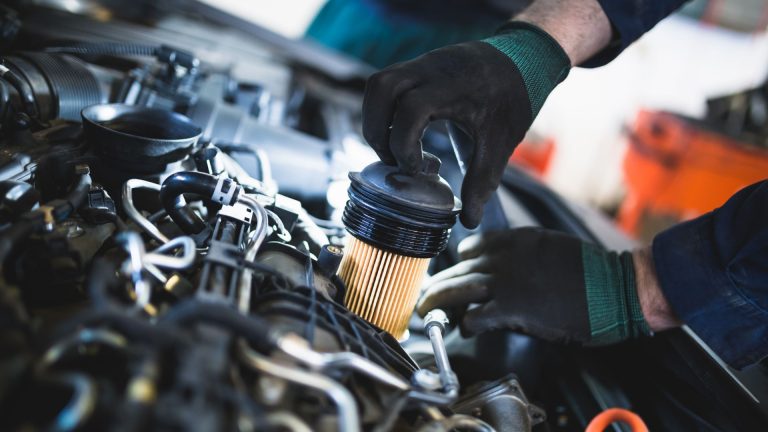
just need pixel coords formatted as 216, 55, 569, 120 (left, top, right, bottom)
337, 236, 430, 339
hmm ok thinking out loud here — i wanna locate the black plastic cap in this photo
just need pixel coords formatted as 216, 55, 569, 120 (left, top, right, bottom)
343, 153, 461, 258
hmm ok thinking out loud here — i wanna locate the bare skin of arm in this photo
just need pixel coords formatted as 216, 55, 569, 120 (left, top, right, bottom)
633, 247, 682, 331
515, 0, 613, 65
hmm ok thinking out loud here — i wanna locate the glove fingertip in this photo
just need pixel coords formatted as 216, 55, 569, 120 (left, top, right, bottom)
395, 151, 423, 175
459, 206, 483, 229
372, 147, 397, 166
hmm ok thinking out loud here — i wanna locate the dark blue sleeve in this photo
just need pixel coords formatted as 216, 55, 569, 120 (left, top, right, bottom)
652, 181, 768, 369
585, 0, 690, 66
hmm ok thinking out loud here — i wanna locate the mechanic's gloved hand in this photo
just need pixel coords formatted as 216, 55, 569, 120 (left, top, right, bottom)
417, 228, 651, 345
362, 23, 571, 228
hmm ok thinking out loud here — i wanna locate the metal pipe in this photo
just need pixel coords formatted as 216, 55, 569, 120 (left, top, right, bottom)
122, 179, 170, 244
236, 193, 269, 314
39, 329, 127, 371
424, 309, 459, 399
115, 232, 196, 307
277, 332, 459, 405
116, 232, 152, 309
265, 412, 314, 432
48, 374, 98, 432
237, 341, 360, 432
144, 236, 196, 270
219, 151, 276, 196
277, 333, 410, 392
238, 194, 268, 253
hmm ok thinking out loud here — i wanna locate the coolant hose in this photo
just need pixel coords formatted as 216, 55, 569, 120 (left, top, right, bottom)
159, 171, 240, 235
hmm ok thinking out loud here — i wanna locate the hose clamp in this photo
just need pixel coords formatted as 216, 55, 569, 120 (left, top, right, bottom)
212, 177, 239, 206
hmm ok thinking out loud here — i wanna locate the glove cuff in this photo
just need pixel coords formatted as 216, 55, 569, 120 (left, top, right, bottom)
481, 21, 571, 119
582, 245, 651, 345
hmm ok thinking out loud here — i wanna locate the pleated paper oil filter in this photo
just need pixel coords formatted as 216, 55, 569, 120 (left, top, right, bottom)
337, 153, 460, 339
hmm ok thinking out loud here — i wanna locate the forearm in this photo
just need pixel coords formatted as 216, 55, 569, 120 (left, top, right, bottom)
514, 0, 612, 65
632, 246, 681, 332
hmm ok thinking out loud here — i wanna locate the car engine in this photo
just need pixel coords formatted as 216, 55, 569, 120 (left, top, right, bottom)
0, 4, 546, 432
2, 3, 768, 432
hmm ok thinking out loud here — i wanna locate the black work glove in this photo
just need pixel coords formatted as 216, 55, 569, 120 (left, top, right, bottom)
362, 23, 571, 228
417, 228, 651, 345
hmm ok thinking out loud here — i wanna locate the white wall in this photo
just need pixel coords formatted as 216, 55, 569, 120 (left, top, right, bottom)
197, 0, 325, 38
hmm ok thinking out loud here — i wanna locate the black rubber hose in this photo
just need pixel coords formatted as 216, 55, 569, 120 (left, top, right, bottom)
86, 257, 120, 310
0, 67, 37, 117
45, 42, 159, 58
159, 300, 279, 353
159, 171, 239, 235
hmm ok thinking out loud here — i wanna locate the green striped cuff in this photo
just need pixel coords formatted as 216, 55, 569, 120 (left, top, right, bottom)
481, 22, 571, 119
582, 244, 651, 345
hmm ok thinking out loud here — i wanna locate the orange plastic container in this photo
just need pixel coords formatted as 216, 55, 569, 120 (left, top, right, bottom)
509, 137, 555, 176
618, 110, 768, 237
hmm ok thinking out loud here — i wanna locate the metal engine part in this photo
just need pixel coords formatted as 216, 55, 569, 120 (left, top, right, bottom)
453, 375, 546, 432
0, 24, 544, 430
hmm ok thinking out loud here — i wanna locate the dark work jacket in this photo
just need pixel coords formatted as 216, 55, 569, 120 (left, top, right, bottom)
590, 0, 691, 65
653, 181, 768, 369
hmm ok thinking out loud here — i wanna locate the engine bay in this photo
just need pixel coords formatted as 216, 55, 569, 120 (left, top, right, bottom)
0, 2, 767, 431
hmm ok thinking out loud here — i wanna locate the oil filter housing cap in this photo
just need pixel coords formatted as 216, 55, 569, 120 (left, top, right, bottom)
343, 153, 461, 258
338, 153, 460, 339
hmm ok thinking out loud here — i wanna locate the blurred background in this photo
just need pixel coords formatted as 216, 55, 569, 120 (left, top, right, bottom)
201, 0, 768, 242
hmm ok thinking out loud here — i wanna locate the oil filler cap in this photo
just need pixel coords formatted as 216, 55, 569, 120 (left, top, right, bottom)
343, 152, 461, 258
